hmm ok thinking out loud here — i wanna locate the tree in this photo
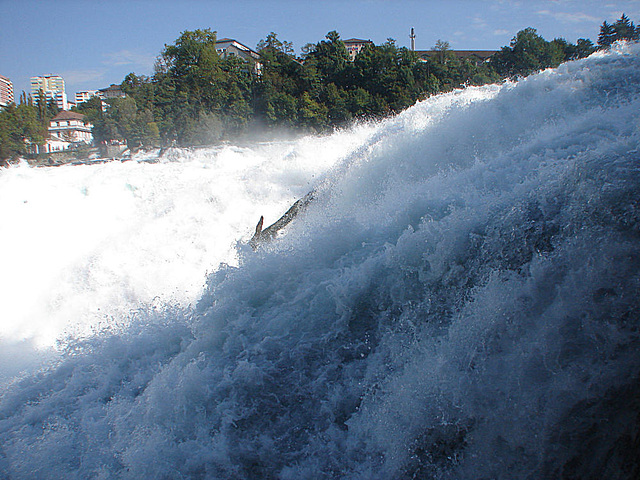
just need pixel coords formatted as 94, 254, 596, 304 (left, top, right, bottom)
34, 89, 58, 123
121, 73, 155, 112
598, 15, 639, 48
297, 92, 328, 130
0, 105, 22, 161
598, 21, 617, 48
305, 31, 350, 86
613, 14, 639, 41
490, 28, 564, 78
74, 95, 103, 121
432, 39, 452, 64
0, 102, 48, 161
258, 32, 294, 56
575, 38, 597, 58
161, 28, 219, 79
300, 43, 316, 58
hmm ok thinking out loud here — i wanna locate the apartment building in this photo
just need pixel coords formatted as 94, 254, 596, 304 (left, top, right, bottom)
31, 74, 69, 110
0, 75, 14, 108
75, 90, 97, 105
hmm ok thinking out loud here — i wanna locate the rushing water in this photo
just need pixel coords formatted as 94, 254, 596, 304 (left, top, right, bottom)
1, 44, 639, 479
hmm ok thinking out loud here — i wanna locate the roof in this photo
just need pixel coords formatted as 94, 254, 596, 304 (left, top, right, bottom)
51, 111, 86, 121
216, 38, 256, 53
343, 38, 373, 44
215, 39, 260, 62
99, 84, 123, 92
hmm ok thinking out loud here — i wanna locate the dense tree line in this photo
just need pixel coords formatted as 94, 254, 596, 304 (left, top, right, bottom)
0, 92, 58, 161
490, 28, 595, 78
1, 15, 637, 162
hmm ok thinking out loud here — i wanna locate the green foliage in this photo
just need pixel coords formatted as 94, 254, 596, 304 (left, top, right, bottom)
258, 32, 294, 56
432, 39, 452, 64
598, 14, 639, 48
0, 101, 50, 161
575, 38, 597, 58
551, 37, 596, 61
490, 27, 570, 78
304, 31, 350, 86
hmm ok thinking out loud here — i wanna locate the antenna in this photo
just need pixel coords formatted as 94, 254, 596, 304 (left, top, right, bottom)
410, 27, 416, 51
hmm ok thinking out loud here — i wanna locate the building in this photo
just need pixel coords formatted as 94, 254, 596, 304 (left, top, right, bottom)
343, 38, 374, 61
215, 38, 262, 74
75, 90, 97, 105
0, 75, 14, 108
31, 74, 69, 110
31, 74, 65, 96
97, 84, 126, 100
44, 110, 93, 153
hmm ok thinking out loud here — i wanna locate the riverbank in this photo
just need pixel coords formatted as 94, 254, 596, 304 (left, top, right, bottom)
1, 144, 135, 168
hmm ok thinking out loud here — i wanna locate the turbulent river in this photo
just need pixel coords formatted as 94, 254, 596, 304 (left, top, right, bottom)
1, 44, 640, 479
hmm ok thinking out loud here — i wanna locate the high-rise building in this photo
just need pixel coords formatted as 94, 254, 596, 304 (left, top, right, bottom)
31, 74, 68, 110
0, 75, 14, 108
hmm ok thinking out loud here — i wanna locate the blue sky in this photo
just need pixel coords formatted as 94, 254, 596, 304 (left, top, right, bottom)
1, 0, 639, 98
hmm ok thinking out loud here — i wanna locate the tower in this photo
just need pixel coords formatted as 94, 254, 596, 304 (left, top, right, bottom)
410, 28, 416, 51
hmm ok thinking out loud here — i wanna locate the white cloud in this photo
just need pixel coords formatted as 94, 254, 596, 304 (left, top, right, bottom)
61, 69, 107, 85
102, 50, 156, 70
490, 0, 523, 11
536, 10, 600, 23
493, 29, 510, 36
472, 15, 489, 29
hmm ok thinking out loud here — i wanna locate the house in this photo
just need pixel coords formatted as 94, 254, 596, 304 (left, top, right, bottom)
343, 38, 374, 60
97, 84, 126, 99
44, 110, 93, 153
215, 38, 262, 74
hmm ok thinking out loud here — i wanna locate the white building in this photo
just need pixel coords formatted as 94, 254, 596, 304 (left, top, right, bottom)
216, 38, 262, 75
31, 75, 69, 110
44, 110, 93, 153
75, 90, 97, 105
0, 75, 14, 108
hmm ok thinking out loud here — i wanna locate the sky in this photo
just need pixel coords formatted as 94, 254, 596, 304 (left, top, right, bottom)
1, 0, 639, 99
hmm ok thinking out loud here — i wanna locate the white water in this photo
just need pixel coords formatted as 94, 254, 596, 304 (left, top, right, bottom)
0, 133, 368, 351
1, 44, 639, 479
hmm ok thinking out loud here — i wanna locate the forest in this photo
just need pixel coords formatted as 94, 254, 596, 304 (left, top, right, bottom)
1, 14, 638, 161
